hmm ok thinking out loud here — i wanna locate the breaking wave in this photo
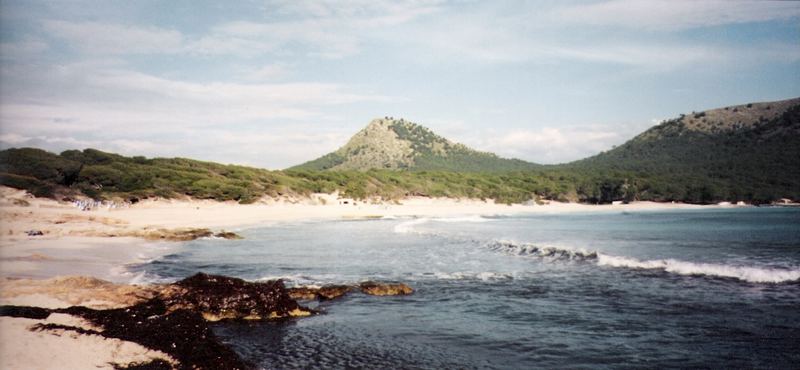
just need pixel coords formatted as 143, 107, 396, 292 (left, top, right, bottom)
595, 255, 800, 284
488, 240, 800, 284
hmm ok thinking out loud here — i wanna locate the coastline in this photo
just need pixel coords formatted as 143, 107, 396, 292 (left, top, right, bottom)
0, 186, 728, 244
0, 186, 750, 369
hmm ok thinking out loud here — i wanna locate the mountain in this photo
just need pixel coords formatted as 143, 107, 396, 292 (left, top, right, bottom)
290, 117, 538, 172
568, 97, 800, 201
1, 98, 798, 204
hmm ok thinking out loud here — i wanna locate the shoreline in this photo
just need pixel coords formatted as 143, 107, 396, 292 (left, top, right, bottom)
0, 186, 788, 369
0, 186, 743, 244
0, 185, 755, 284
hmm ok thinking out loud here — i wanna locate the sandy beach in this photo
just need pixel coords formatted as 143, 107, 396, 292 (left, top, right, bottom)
0, 186, 737, 369
0, 186, 715, 242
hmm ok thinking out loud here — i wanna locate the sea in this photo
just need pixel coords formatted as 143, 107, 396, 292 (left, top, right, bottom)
129, 207, 800, 369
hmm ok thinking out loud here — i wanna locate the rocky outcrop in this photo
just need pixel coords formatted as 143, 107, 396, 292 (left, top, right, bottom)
289, 281, 414, 300
132, 228, 243, 241
288, 285, 353, 301
0, 273, 315, 370
162, 273, 312, 321
359, 281, 414, 296
213, 231, 243, 240
0, 274, 414, 369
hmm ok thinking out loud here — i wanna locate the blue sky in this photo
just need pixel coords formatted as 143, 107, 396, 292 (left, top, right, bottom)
1, 0, 798, 168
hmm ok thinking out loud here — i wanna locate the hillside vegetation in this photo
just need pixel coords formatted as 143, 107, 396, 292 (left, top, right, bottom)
569, 98, 800, 202
0, 147, 573, 204
1, 98, 798, 204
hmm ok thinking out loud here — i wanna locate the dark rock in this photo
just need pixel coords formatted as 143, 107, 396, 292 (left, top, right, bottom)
288, 285, 353, 301
163, 273, 313, 321
213, 231, 243, 240
287, 287, 318, 301
318, 285, 353, 300
359, 281, 414, 296
25, 230, 44, 236
1, 274, 414, 369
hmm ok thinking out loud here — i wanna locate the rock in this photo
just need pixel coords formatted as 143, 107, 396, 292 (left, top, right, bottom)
25, 230, 44, 236
287, 287, 318, 301
161, 273, 313, 321
359, 281, 414, 296
140, 228, 214, 241
318, 285, 353, 300
288, 285, 353, 301
214, 231, 243, 240
0, 272, 320, 370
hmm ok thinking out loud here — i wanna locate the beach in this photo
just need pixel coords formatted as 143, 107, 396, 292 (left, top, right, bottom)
0, 186, 756, 369
0, 186, 714, 242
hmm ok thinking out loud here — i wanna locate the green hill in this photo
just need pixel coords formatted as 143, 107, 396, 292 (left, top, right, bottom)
566, 97, 800, 202
290, 117, 538, 172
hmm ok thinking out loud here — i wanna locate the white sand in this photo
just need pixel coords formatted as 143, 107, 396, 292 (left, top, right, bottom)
0, 186, 719, 242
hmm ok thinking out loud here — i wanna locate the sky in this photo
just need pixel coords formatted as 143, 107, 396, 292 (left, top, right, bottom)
1, 0, 798, 169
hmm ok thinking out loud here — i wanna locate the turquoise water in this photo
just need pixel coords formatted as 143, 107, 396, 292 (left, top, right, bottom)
134, 207, 800, 368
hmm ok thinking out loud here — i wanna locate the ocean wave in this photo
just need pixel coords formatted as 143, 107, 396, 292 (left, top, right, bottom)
415, 271, 515, 281
488, 240, 800, 284
488, 240, 598, 261
393, 215, 494, 234
433, 215, 495, 223
256, 273, 355, 286
595, 255, 800, 284
393, 218, 431, 233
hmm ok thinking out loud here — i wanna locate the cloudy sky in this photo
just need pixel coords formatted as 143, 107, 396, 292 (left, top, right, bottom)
1, 0, 798, 168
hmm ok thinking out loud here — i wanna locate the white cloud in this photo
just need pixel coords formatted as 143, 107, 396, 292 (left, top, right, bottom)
0, 61, 394, 167
0, 127, 350, 169
38, 1, 442, 58
456, 126, 625, 164
1, 61, 391, 129
0, 39, 49, 58
243, 63, 290, 81
555, 0, 800, 30
43, 20, 184, 54
0, 133, 32, 145
32, 2, 799, 69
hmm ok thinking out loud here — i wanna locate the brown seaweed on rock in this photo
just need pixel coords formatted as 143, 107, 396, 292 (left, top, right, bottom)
162, 273, 313, 321
0, 273, 413, 369
288, 281, 414, 300
60, 299, 249, 370
288, 285, 353, 301
359, 281, 414, 296
0, 273, 317, 370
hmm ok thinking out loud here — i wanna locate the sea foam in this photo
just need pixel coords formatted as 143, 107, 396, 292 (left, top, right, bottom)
595, 254, 800, 284
393, 215, 493, 234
